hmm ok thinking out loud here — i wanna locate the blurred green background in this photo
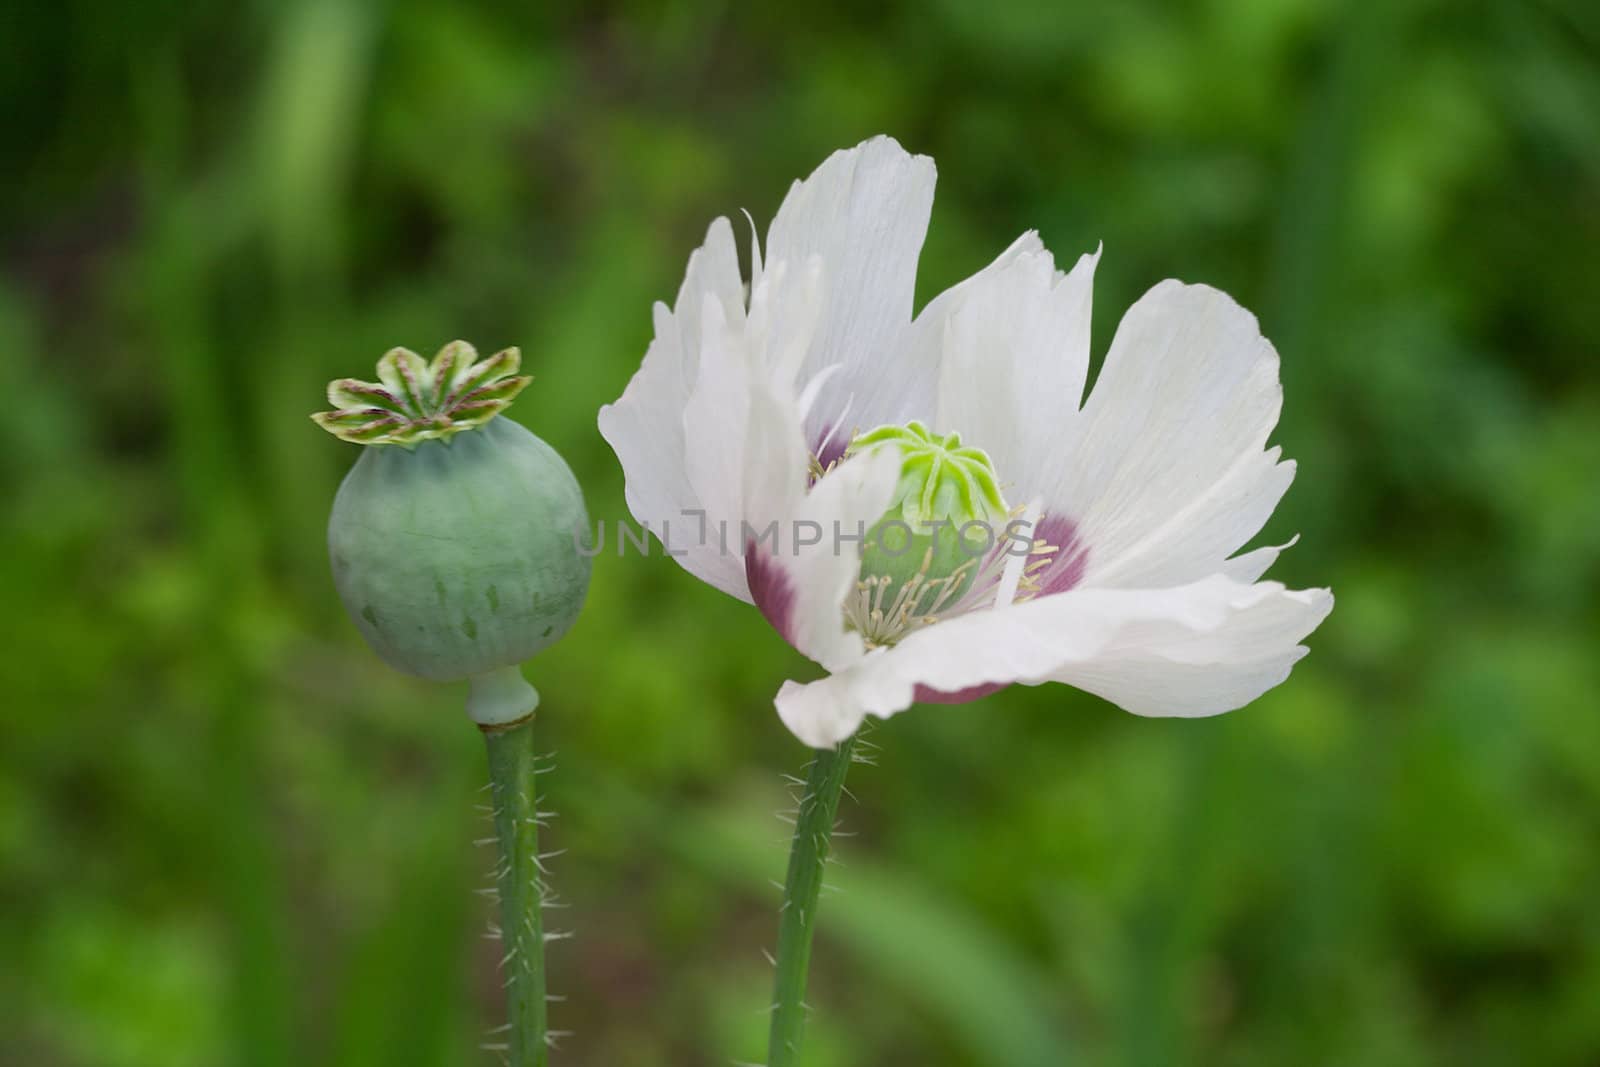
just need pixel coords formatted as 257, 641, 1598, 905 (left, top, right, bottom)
3, 1, 1598, 1065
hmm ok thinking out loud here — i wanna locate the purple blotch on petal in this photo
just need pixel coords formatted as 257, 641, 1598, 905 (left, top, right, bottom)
811, 425, 851, 479
1033, 513, 1089, 596
746, 543, 799, 649
912, 514, 1089, 705
914, 681, 1008, 705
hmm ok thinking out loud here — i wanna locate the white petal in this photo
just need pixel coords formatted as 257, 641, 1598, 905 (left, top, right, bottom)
765, 136, 937, 437
1219, 534, 1299, 583
742, 378, 903, 672
599, 218, 751, 599
934, 242, 1100, 503
679, 295, 753, 596
774, 575, 1332, 747
747, 256, 827, 394
1050, 582, 1332, 718
1054, 281, 1295, 588
870, 229, 1049, 432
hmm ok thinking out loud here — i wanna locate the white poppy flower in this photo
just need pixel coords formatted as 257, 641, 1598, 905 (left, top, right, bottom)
599, 136, 1333, 748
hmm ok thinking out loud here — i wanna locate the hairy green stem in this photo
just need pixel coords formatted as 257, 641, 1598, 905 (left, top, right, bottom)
483, 714, 548, 1067
768, 736, 857, 1067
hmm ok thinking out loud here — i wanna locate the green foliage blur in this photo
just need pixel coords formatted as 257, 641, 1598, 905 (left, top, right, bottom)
3, 2, 1598, 1064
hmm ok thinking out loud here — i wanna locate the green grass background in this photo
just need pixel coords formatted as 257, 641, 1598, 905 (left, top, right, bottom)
3, 2, 1598, 1065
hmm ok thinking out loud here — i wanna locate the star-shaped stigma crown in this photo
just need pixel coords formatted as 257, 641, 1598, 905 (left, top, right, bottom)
312, 341, 531, 446
850, 420, 1009, 528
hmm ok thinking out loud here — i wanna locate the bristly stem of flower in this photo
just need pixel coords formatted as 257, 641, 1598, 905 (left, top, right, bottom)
767, 735, 857, 1067
483, 714, 549, 1067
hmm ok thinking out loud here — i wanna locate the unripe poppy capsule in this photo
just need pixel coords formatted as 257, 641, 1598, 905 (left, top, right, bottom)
314, 341, 591, 724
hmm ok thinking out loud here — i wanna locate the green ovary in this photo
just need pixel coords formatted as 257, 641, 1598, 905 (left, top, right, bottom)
845, 421, 1009, 645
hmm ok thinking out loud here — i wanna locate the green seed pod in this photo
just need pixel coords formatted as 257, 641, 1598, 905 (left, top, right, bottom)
314, 341, 591, 724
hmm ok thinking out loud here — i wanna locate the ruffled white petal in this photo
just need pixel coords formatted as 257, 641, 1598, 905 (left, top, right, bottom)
1047, 582, 1331, 718
764, 136, 937, 438
876, 229, 1048, 429
1219, 535, 1299, 583
678, 295, 752, 596
775, 575, 1332, 747
599, 217, 752, 598
1052, 281, 1296, 588
934, 242, 1100, 503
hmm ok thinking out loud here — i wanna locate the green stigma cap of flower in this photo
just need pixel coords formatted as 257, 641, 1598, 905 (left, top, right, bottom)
844, 421, 1011, 648
312, 341, 532, 446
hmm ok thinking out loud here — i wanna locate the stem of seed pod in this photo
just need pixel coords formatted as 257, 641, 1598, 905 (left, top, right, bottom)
483, 713, 549, 1067
767, 735, 857, 1067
